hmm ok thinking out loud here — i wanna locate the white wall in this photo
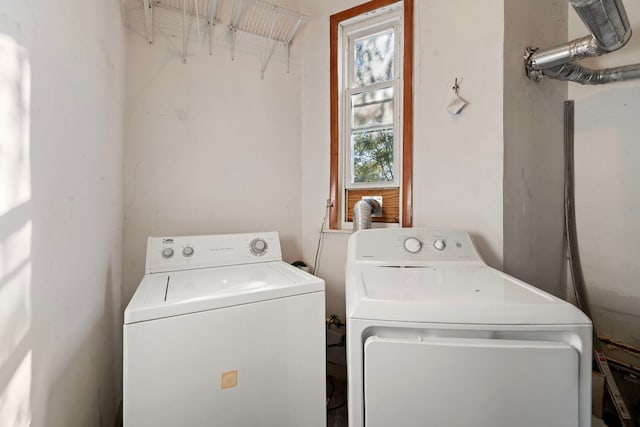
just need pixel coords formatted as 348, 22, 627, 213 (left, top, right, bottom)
503, 0, 568, 297
568, 1, 640, 346
300, 0, 506, 329
122, 0, 303, 304
411, 0, 504, 269
0, 1, 125, 426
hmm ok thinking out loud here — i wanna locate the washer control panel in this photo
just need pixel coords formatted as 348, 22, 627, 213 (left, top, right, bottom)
353, 229, 481, 263
146, 232, 282, 274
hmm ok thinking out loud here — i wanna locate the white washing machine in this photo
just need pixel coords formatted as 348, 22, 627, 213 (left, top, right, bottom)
346, 228, 592, 427
124, 231, 326, 427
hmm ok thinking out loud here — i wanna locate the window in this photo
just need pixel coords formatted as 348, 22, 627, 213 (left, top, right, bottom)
348, 25, 398, 187
330, 0, 413, 229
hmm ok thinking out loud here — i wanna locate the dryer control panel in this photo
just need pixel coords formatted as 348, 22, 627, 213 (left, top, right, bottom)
145, 231, 282, 274
350, 229, 483, 264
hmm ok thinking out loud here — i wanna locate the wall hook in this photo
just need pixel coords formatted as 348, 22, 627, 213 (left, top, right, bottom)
448, 77, 468, 115
452, 78, 460, 95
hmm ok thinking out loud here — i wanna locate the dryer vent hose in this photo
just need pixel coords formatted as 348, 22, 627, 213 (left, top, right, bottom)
353, 199, 380, 232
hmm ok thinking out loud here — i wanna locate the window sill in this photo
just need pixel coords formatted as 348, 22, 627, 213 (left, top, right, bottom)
324, 223, 400, 234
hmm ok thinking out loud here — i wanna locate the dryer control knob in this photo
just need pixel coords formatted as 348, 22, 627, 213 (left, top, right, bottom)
161, 247, 174, 259
434, 239, 446, 251
403, 237, 423, 253
250, 238, 268, 256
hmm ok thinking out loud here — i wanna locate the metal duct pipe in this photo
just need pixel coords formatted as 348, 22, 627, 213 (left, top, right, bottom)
569, 0, 631, 51
530, 35, 602, 71
526, 0, 637, 84
353, 199, 380, 233
545, 61, 640, 84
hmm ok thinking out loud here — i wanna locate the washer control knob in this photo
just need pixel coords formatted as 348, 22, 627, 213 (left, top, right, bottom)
161, 247, 174, 259
250, 238, 268, 256
434, 239, 446, 251
182, 246, 194, 257
403, 237, 423, 254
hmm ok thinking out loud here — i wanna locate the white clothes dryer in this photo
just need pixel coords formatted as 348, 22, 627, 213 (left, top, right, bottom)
346, 228, 592, 427
124, 232, 326, 427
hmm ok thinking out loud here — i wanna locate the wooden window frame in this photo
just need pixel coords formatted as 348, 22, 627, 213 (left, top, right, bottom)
329, 0, 413, 229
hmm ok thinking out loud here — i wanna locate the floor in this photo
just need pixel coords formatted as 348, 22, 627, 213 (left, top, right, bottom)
592, 417, 608, 427
327, 376, 348, 427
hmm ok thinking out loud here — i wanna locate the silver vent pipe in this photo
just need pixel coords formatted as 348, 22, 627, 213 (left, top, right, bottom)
570, 0, 630, 51
526, 0, 640, 85
528, 35, 603, 71
543, 61, 640, 84
353, 199, 380, 233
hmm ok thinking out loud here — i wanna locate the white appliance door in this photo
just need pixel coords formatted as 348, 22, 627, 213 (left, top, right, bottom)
364, 336, 579, 427
124, 292, 326, 427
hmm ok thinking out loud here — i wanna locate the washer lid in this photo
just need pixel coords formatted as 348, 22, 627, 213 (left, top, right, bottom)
346, 264, 591, 325
125, 261, 324, 324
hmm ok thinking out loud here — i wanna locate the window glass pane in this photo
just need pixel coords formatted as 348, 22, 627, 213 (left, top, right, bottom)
354, 30, 394, 87
352, 87, 394, 128
351, 129, 394, 183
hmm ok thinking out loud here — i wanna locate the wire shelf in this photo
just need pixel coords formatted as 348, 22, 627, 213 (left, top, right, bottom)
138, 0, 221, 61
229, 0, 304, 45
229, 0, 305, 78
149, 0, 218, 19
127, 0, 304, 73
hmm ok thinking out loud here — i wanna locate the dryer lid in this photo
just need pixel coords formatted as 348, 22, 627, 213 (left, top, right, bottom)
125, 261, 324, 324
360, 265, 549, 304
347, 264, 591, 325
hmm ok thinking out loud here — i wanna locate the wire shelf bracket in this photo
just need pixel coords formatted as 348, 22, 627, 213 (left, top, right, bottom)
138, 0, 221, 62
228, 0, 305, 78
